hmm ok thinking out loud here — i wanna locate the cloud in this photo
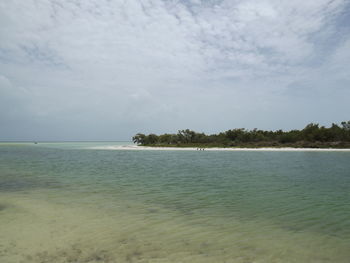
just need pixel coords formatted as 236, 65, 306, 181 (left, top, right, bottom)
0, 0, 349, 140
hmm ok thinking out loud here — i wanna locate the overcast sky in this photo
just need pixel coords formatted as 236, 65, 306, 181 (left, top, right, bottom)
1, 0, 350, 141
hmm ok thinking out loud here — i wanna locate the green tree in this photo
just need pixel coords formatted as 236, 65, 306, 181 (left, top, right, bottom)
301, 123, 320, 141
145, 134, 159, 144
132, 133, 146, 144
177, 129, 197, 143
159, 134, 172, 144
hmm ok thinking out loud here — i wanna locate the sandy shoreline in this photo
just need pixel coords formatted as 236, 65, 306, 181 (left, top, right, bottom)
89, 145, 350, 152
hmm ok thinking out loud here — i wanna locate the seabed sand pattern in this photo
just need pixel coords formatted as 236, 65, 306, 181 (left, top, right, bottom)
90, 145, 350, 151
1, 190, 349, 263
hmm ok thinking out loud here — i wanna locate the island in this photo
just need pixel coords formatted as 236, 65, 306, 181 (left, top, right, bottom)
132, 121, 350, 148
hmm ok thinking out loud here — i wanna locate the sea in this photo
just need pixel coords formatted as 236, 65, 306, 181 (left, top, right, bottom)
0, 142, 349, 263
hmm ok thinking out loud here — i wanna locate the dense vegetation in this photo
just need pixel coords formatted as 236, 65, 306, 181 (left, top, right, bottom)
132, 121, 350, 148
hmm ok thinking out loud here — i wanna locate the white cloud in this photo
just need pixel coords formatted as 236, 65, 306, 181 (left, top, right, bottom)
0, 0, 349, 140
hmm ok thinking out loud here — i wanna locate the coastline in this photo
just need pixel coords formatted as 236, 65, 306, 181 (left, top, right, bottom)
90, 145, 350, 151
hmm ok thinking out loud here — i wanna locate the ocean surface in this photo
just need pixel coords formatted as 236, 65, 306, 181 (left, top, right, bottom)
0, 142, 349, 263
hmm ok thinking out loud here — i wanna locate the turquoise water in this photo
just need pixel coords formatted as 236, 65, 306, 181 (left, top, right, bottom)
1, 142, 350, 262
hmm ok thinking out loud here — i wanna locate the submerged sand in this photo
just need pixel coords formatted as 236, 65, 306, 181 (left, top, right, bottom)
1, 190, 349, 263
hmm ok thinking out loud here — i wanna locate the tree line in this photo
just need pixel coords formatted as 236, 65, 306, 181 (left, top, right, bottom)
132, 121, 350, 148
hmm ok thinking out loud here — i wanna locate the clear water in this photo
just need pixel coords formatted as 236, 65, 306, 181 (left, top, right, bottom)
0, 142, 349, 262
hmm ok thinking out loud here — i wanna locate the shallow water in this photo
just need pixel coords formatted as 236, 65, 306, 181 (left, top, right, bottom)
1, 142, 350, 262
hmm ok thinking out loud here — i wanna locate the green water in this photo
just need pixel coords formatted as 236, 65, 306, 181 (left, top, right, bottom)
0, 142, 350, 262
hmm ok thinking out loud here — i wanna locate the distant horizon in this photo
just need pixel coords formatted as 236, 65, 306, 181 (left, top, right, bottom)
2, 120, 349, 142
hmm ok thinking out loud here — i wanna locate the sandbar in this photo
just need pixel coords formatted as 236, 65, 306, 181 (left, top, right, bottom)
89, 145, 350, 152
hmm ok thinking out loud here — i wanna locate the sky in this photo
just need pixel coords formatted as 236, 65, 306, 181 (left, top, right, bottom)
1, 0, 350, 141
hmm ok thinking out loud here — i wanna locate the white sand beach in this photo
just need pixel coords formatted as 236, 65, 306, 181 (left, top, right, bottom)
90, 145, 350, 152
